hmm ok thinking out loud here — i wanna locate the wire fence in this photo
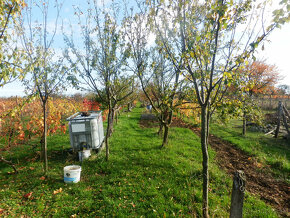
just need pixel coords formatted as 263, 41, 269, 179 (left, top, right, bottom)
254, 95, 290, 111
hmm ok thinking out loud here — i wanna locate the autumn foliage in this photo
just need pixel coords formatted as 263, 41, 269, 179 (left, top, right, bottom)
0, 96, 107, 148
82, 98, 101, 111
243, 60, 281, 95
0, 97, 85, 146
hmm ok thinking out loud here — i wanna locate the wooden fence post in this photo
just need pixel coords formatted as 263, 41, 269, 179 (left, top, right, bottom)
230, 170, 246, 218
275, 101, 282, 138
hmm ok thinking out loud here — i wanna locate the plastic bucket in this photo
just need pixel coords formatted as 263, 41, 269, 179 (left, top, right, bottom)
78, 149, 91, 161
64, 165, 81, 183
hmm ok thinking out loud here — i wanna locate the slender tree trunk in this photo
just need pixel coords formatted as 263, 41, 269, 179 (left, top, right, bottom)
105, 108, 111, 161
201, 105, 209, 218
115, 110, 118, 124
127, 103, 131, 112
108, 108, 115, 137
161, 111, 173, 148
158, 124, 163, 137
43, 100, 48, 174
242, 110, 246, 136
206, 107, 210, 145
158, 113, 164, 136
161, 124, 169, 148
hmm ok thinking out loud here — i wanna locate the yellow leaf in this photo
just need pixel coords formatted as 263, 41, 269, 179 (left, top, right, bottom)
53, 188, 63, 195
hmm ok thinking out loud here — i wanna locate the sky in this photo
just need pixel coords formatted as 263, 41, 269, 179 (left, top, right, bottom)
0, 0, 290, 97
257, 22, 290, 85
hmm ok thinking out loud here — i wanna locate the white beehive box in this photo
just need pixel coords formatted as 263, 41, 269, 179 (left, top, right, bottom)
67, 111, 104, 151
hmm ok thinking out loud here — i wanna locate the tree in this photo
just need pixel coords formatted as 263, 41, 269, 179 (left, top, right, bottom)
0, 0, 26, 172
17, 0, 69, 173
278, 84, 290, 95
237, 60, 280, 135
142, 48, 186, 147
0, 0, 26, 86
244, 60, 280, 96
64, 0, 133, 161
149, 0, 289, 216
124, 4, 186, 148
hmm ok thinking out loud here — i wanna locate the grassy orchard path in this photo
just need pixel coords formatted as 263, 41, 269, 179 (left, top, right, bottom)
208, 133, 289, 217
141, 114, 290, 217
0, 106, 280, 217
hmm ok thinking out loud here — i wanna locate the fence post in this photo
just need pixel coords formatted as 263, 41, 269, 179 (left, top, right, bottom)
230, 170, 246, 218
275, 101, 282, 138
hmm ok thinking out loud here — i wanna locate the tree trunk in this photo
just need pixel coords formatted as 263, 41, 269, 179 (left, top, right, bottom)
201, 105, 209, 218
43, 100, 48, 174
127, 103, 131, 112
242, 110, 246, 136
206, 107, 210, 145
108, 108, 115, 137
158, 124, 163, 137
158, 113, 164, 137
105, 109, 111, 161
161, 124, 169, 148
115, 110, 118, 124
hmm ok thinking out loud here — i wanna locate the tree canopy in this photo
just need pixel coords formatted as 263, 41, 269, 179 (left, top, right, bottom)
0, 0, 26, 86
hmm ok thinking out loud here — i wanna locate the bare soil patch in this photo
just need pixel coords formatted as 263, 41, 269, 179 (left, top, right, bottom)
139, 116, 290, 217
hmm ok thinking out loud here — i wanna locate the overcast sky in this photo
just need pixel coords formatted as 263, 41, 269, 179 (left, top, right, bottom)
0, 0, 289, 97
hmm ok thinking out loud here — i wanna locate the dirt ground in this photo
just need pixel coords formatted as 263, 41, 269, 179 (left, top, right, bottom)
139, 116, 290, 217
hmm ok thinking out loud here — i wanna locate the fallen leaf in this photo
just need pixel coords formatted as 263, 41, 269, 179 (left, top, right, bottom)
39, 176, 46, 180
23, 192, 33, 199
257, 163, 262, 168
53, 188, 63, 195
130, 202, 136, 208
29, 167, 35, 170
18, 166, 26, 171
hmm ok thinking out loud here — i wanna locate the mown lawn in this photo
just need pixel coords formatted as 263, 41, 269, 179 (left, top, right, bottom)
0, 106, 279, 217
210, 119, 290, 183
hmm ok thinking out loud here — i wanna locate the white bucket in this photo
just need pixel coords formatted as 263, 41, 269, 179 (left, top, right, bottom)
78, 149, 91, 161
64, 165, 81, 183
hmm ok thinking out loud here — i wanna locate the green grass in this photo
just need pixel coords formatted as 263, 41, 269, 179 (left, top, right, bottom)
0, 107, 279, 217
210, 119, 290, 182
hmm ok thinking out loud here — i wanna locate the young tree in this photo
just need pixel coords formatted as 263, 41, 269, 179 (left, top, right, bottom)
149, 0, 289, 216
0, 0, 26, 172
64, 1, 133, 161
124, 4, 186, 147
17, 0, 68, 173
143, 48, 186, 147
